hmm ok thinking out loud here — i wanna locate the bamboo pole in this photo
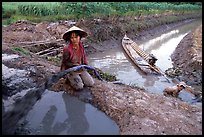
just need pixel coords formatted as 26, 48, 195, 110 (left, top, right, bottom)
35, 47, 55, 55
39, 47, 63, 57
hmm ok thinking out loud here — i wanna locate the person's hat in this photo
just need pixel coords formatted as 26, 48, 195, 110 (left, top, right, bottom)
63, 26, 88, 41
178, 81, 187, 88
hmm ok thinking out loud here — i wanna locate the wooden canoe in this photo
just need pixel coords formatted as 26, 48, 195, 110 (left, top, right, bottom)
122, 35, 162, 75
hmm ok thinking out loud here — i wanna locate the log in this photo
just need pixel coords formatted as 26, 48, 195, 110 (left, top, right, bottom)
39, 50, 58, 57
35, 47, 55, 55
11, 39, 65, 47
39, 47, 63, 57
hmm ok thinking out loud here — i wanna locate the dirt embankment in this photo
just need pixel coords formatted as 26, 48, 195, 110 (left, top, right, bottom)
167, 24, 202, 100
2, 13, 202, 135
51, 78, 202, 135
171, 24, 202, 85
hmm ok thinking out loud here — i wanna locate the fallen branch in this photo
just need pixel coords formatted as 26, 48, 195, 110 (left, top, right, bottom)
9, 39, 65, 47
35, 47, 55, 55
39, 47, 63, 57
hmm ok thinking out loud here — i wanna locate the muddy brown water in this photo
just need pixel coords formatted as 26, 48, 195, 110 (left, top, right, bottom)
87, 19, 202, 105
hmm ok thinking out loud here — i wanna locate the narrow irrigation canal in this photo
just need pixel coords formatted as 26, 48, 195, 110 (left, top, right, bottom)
88, 19, 202, 104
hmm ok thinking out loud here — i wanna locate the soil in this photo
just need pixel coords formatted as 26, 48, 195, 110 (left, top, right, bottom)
2, 14, 202, 135
171, 24, 202, 85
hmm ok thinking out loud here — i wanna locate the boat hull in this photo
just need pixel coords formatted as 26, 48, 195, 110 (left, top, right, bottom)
122, 35, 161, 75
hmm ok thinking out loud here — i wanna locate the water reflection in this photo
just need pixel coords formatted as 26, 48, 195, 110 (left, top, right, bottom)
140, 29, 180, 52
40, 105, 58, 134
141, 19, 202, 71
23, 90, 119, 135
39, 92, 89, 135
36, 92, 89, 135
62, 93, 89, 135
143, 75, 159, 87
151, 33, 189, 71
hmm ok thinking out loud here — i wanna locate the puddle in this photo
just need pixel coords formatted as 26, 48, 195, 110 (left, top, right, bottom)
2, 54, 119, 135
18, 90, 120, 135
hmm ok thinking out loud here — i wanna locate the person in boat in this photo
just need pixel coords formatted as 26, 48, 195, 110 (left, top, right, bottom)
163, 81, 188, 97
60, 26, 94, 90
148, 54, 158, 66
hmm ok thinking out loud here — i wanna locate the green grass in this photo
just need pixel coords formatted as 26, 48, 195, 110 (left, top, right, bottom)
2, 2, 202, 26
12, 47, 30, 56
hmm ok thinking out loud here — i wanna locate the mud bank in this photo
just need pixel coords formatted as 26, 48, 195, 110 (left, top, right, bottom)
169, 24, 202, 101
171, 25, 202, 85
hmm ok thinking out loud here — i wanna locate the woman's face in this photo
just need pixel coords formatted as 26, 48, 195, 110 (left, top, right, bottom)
70, 32, 80, 45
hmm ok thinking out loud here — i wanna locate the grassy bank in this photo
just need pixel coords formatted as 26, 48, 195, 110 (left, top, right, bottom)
2, 2, 202, 26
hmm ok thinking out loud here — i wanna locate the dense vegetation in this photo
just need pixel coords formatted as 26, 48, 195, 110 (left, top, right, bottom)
2, 2, 202, 25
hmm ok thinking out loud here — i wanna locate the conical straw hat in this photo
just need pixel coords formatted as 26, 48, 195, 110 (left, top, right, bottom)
63, 26, 88, 41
